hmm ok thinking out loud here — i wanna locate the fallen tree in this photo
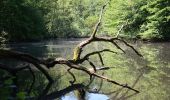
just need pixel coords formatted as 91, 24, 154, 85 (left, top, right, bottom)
0, 0, 142, 99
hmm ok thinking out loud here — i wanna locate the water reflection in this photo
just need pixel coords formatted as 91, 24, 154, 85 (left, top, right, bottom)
0, 39, 170, 100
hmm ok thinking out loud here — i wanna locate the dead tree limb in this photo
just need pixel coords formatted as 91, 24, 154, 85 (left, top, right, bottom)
43, 84, 84, 100
0, 63, 29, 75
0, 49, 53, 83
0, 0, 142, 97
91, 1, 110, 38
116, 20, 128, 38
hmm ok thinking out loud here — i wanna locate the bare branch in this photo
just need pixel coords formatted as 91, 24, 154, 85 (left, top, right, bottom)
116, 20, 128, 38
44, 59, 139, 93
0, 63, 28, 75
98, 53, 104, 65
72, 35, 143, 62
117, 39, 143, 57
91, 73, 139, 93
0, 49, 53, 83
43, 84, 84, 100
78, 49, 118, 63
91, 1, 110, 38
87, 60, 97, 72
67, 68, 76, 84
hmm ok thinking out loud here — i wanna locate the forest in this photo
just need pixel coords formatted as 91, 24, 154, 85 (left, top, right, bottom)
0, 0, 170, 100
0, 0, 170, 42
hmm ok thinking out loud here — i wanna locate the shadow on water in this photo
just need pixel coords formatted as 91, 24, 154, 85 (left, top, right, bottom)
0, 39, 170, 100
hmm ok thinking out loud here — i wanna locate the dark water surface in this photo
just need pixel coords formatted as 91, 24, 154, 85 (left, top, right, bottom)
2, 39, 170, 100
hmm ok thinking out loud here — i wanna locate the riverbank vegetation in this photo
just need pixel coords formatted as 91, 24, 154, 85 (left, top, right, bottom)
0, 0, 170, 42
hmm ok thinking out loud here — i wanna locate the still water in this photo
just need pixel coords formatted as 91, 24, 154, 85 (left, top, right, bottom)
2, 39, 170, 100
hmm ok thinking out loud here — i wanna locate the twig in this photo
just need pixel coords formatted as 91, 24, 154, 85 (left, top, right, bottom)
87, 60, 97, 72
98, 53, 104, 65
91, 1, 110, 38
67, 68, 76, 84
116, 20, 128, 38
117, 39, 143, 57
91, 73, 139, 93
78, 49, 118, 63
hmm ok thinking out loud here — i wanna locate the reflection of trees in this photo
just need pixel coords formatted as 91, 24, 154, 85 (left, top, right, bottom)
110, 72, 143, 100
89, 43, 170, 99
130, 44, 170, 99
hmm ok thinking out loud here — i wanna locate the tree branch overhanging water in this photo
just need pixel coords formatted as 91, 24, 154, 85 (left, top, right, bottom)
0, 0, 143, 99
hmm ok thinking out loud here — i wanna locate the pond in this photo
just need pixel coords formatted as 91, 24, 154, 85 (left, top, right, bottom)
1, 39, 170, 100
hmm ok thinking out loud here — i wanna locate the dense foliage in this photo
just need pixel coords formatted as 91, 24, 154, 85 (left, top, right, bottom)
0, 0, 46, 41
123, 0, 170, 40
0, 0, 169, 41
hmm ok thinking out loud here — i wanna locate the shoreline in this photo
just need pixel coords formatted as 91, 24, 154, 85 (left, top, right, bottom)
3, 36, 170, 44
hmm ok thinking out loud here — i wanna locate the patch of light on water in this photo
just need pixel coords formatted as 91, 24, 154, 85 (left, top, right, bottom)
61, 92, 77, 100
87, 93, 109, 100
61, 92, 109, 100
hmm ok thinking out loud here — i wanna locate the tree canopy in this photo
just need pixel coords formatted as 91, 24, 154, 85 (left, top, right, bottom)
0, 0, 170, 41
